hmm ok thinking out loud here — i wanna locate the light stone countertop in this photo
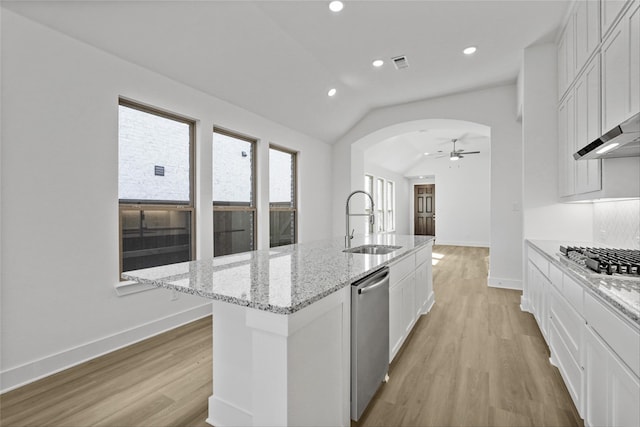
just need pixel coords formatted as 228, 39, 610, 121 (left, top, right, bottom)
527, 239, 640, 327
123, 234, 435, 315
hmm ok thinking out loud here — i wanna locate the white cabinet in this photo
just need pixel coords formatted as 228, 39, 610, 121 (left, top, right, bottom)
558, 92, 576, 197
388, 243, 434, 362
558, 55, 602, 198
602, 0, 640, 132
548, 285, 585, 415
575, 0, 601, 71
585, 326, 640, 427
574, 57, 602, 194
558, 19, 574, 98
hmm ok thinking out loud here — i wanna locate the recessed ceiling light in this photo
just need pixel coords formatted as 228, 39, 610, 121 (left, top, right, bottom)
329, 1, 344, 12
372, 59, 384, 67
327, 88, 337, 97
463, 46, 477, 55
424, 152, 429, 155
419, 176, 424, 179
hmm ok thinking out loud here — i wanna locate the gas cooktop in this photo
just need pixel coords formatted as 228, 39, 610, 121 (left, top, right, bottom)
560, 246, 640, 277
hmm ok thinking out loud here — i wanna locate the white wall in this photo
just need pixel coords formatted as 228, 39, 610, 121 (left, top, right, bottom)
333, 85, 523, 289
405, 152, 491, 247
362, 161, 410, 235
521, 43, 594, 241
0, 10, 333, 391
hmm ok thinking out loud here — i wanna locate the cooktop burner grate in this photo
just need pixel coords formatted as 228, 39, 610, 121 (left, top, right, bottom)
560, 246, 640, 276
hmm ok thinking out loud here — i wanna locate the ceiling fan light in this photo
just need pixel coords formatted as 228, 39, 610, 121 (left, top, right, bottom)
329, 1, 344, 12
450, 154, 460, 161
463, 46, 477, 55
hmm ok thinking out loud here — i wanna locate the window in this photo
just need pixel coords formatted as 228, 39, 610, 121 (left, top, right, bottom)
269, 146, 297, 247
118, 100, 195, 273
376, 178, 385, 232
213, 128, 256, 257
386, 181, 395, 231
364, 174, 374, 234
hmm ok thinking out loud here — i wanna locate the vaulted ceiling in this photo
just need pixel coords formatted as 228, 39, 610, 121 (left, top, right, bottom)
3, 0, 570, 143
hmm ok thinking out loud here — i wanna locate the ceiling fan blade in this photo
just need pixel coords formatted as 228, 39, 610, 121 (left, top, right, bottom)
463, 151, 481, 154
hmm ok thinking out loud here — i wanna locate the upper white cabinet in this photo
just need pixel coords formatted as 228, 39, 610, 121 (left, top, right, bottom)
556, 0, 639, 200
576, 0, 601, 75
602, 0, 640, 131
574, 56, 602, 194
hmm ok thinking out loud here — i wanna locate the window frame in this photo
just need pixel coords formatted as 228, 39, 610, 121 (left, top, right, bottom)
364, 174, 374, 234
386, 180, 395, 232
269, 144, 298, 247
212, 126, 258, 256
376, 177, 385, 232
118, 98, 196, 275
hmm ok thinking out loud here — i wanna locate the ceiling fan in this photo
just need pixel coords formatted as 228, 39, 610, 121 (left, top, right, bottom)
425, 135, 481, 161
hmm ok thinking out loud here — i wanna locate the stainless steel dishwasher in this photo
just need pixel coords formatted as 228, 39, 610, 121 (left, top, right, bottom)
351, 267, 390, 421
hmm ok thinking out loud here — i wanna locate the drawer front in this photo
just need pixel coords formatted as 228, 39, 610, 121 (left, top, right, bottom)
585, 291, 640, 377
390, 254, 415, 287
563, 275, 584, 315
549, 287, 584, 363
550, 320, 584, 410
415, 246, 430, 267
528, 246, 550, 278
549, 263, 563, 291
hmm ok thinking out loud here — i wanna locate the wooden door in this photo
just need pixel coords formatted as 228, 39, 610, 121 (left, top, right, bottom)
414, 185, 435, 235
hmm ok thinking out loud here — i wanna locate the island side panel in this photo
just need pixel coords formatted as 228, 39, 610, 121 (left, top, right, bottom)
207, 286, 351, 427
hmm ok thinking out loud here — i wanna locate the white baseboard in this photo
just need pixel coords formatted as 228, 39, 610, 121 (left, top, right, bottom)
488, 275, 522, 290
0, 303, 212, 394
433, 240, 490, 248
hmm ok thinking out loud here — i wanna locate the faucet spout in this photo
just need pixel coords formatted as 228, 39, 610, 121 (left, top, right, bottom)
345, 190, 375, 248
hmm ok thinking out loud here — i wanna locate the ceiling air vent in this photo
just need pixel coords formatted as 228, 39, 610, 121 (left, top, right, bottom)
392, 55, 409, 70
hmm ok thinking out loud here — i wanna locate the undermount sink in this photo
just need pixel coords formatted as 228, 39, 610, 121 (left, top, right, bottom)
343, 244, 402, 255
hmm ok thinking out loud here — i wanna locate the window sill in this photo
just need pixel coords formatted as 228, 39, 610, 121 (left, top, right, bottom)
114, 280, 157, 297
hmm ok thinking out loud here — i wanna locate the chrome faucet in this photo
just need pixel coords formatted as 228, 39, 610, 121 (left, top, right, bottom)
345, 190, 375, 248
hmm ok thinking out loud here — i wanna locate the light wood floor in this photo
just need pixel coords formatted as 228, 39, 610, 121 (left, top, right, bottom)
1, 245, 583, 427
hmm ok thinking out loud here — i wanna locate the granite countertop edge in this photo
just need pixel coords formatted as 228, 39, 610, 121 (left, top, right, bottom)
123, 235, 435, 315
526, 239, 639, 328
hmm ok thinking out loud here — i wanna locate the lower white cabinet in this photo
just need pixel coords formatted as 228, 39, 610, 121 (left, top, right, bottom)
549, 286, 584, 415
388, 243, 434, 362
525, 242, 640, 425
585, 326, 640, 427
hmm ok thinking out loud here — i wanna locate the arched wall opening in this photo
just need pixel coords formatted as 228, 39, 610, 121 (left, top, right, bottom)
332, 84, 523, 289
353, 119, 492, 248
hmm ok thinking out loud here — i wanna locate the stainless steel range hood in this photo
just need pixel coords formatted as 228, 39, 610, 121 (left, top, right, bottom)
574, 112, 640, 160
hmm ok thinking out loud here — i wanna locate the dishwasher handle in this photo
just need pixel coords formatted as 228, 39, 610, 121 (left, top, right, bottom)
353, 268, 389, 294
358, 279, 387, 294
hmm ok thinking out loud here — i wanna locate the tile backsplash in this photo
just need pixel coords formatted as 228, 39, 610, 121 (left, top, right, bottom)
593, 199, 640, 249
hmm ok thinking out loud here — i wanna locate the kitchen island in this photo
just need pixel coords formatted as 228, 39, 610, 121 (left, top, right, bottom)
123, 234, 434, 427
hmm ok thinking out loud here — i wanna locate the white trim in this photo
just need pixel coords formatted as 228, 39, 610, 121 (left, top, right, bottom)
0, 303, 212, 393
488, 275, 522, 290
520, 295, 531, 313
433, 240, 490, 248
114, 280, 158, 296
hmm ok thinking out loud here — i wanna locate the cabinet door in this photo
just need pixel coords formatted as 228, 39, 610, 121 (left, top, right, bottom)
602, 1, 640, 132
415, 261, 427, 317
610, 352, 640, 427
585, 326, 610, 427
558, 92, 576, 197
402, 273, 416, 334
585, 326, 640, 427
574, 57, 602, 194
629, 0, 639, 115
558, 16, 576, 99
575, 0, 601, 72
389, 281, 404, 362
